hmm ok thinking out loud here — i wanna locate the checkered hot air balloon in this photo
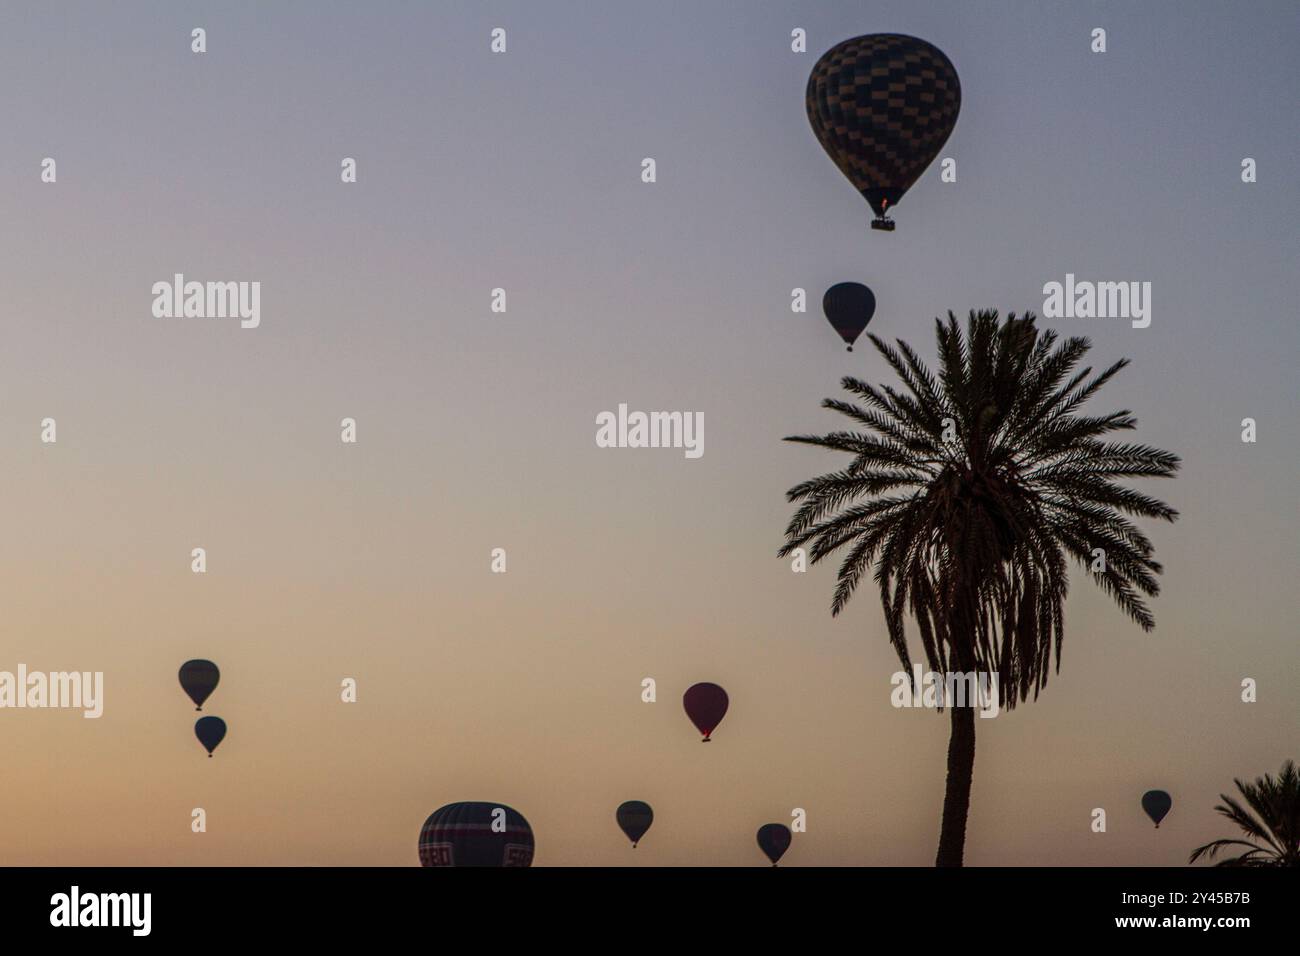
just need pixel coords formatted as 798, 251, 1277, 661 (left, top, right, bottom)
806, 34, 961, 231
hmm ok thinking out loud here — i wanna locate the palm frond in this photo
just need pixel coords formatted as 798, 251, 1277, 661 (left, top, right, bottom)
780, 310, 1180, 710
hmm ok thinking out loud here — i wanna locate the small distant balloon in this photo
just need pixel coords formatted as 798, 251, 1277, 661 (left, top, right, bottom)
179, 659, 219, 710
683, 682, 729, 742
195, 716, 226, 757
757, 823, 792, 866
822, 282, 876, 351
418, 802, 534, 867
615, 801, 654, 848
1142, 790, 1172, 828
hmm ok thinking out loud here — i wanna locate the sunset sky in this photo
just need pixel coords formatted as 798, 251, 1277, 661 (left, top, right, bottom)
0, 0, 1295, 865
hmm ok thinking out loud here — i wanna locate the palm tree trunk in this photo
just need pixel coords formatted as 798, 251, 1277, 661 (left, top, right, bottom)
935, 678, 977, 866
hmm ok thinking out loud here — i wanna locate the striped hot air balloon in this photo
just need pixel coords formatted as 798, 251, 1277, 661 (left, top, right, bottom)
418, 802, 534, 867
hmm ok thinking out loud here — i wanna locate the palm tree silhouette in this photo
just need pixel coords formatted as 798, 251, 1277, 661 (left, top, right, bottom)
1189, 760, 1300, 867
779, 311, 1179, 866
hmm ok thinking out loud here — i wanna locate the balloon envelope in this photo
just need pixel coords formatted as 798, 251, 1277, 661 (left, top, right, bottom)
1142, 790, 1172, 828
806, 34, 960, 223
418, 802, 534, 867
682, 683, 729, 741
757, 823, 792, 866
615, 801, 654, 847
822, 282, 876, 350
179, 659, 220, 710
194, 716, 226, 756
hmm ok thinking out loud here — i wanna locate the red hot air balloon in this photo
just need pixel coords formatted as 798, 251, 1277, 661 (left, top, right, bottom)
683, 683, 729, 742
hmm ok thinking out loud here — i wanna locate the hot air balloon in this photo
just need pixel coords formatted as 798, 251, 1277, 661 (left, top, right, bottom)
194, 716, 226, 757
806, 34, 961, 231
823, 282, 876, 351
757, 823, 792, 866
418, 802, 534, 867
683, 682, 729, 742
616, 801, 654, 848
1142, 790, 1172, 828
179, 659, 219, 711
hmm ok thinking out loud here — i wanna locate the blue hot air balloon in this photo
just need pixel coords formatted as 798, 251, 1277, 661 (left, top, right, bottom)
757, 823, 793, 866
615, 801, 654, 848
1142, 790, 1172, 828
822, 282, 876, 351
195, 716, 226, 757
179, 659, 219, 711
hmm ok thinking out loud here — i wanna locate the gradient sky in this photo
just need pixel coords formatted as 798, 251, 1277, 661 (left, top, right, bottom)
0, 0, 1296, 866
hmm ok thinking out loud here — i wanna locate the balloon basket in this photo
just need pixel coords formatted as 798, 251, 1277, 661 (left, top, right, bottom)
871, 217, 895, 232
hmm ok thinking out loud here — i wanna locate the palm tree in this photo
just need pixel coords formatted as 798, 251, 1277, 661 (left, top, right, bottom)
779, 310, 1179, 866
1189, 760, 1300, 866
